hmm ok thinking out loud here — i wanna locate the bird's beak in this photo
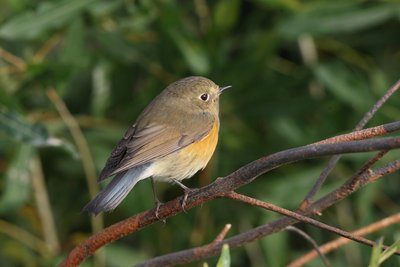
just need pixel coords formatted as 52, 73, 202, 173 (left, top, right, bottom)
219, 85, 232, 94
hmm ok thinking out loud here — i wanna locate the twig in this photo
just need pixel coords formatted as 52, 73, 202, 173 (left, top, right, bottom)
288, 213, 400, 267
0, 46, 26, 70
32, 34, 62, 63
223, 192, 391, 252
59, 136, 400, 266
136, 190, 399, 267
356, 79, 400, 129
285, 226, 331, 267
137, 224, 231, 267
300, 150, 388, 211
347, 150, 388, 186
301, 78, 400, 207
30, 155, 60, 256
213, 224, 232, 243
315, 121, 400, 145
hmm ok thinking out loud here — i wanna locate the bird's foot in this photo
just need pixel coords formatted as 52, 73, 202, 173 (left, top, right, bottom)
181, 187, 199, 213
154, 199, 166, 223
171, 178, 198, 213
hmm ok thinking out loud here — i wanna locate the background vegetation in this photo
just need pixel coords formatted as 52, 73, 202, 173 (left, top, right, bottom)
0, 0, 399, 266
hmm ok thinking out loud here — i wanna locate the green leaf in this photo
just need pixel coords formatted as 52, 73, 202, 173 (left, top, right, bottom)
169, 30, 210, 74
214, 0, 240, 33
61, 17, 89, 67
279, 3, 399, 38
91, 62, 111, 116
0, 110, 78, 157
0, 144, 33, 212
369, 237, 383, 267
216, 244, 230, 267
378, 239, 400, 265
313, 62, 374, 111
88, 0, 123, 16
0, 0, 97, 40
0, 110, 50, 146
92, 30, 138, 63
105, 244, 148, 267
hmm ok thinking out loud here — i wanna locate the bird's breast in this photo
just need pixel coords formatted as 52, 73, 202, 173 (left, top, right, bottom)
151, 120, 219, 181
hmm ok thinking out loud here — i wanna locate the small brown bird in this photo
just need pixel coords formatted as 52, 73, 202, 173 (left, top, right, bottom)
83, 76, 230, 215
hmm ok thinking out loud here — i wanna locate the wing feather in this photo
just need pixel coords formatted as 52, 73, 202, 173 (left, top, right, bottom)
99, 116, 214, 179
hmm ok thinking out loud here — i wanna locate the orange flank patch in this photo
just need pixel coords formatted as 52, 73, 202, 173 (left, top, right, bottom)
179, 120, 219, 165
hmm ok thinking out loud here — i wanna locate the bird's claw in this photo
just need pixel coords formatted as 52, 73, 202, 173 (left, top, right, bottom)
181, 188, 197, 213
154, 199, 166, 223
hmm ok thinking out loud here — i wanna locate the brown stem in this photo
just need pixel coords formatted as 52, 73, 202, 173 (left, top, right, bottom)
285, 226, 331, 267
301, 79, 400, 207
136, 190, 399, 267
213, 224, 232, 243
288, 213, 400, 267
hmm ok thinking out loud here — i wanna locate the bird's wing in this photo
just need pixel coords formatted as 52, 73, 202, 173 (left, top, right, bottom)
98, 125, 136, 181
99, 116, 215, 180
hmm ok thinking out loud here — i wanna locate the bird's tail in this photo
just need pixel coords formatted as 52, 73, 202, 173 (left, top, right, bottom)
83, 164, 150, 215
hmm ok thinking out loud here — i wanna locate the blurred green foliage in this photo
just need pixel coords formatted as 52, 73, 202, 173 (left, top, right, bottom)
0, 0, 400, 266
368, 238, 400, 267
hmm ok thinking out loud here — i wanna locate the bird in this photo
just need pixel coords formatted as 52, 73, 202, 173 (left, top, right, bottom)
83, 76, 230, 215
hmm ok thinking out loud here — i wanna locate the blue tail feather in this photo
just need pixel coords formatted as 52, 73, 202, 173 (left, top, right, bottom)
83, 164, 150, 215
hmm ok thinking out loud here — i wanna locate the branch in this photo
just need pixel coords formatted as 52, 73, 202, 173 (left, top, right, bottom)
315, 121, 400, 145
136, 188, 400, 266
288, 213, 400, 267
60, 136, 400, 266
300, 78, 400, 206
213, 224, 232, 243
285, 226, 331, 267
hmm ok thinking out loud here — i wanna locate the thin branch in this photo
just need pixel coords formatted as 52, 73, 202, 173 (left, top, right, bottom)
178, 159, 400, 266
0, 46, 26, 70
315, 121, 400, 145
60, 136, 400, 266
288, 213, 400, 267
223, 192, 391, 252
356, 80, 400, 129
213, 224, 232, 243
136, 191, 399, 267
299, 121, 397, 210
347, 150, 388, 186
137, 224, 232, 267
300, 150, 388, 211
311, 159, 400, 213
32, 34, 62, 63
301, 78, 400, 207
285, 226, 331, 267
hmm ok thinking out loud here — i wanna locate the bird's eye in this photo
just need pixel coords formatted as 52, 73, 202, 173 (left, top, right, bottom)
200, 93, 209, 101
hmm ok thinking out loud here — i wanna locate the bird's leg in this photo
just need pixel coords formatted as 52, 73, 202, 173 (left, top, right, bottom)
172, 179, 195, 212
151, 177, 164, 221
